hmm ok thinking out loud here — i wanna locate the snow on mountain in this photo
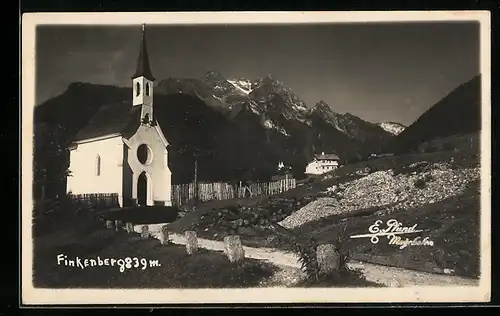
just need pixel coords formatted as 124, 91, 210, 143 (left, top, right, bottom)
158, 72, 394, 154
227, 79, 253, 95
249, 74, 309, 123
263, 118, 290, 136
247, 100, 261, 115
377, 122, 406, 135
308, 100, 394, 154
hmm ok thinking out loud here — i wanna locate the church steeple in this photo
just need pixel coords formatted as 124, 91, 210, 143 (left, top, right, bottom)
132, 24, 154, 123
132, 24, 155, 81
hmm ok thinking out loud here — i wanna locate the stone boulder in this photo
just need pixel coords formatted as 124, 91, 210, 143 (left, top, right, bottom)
125, 222, 134, 234
105, 220, 114, 229
114, 220, 123, 232
223, 235, 245, 263
185, 230, 198, 255
160, 225, 169, 245
140, 225, 149, 239
316, 244, 341, 274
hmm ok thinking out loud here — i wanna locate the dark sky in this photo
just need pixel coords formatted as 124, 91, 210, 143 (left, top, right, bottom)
36, 22, 480, 126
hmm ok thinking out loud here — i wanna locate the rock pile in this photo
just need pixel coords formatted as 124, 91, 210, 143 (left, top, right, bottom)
278, 162, 480, 229
278, 198, 342, 229
341, 170, 409, 210
383, 163, 479, 214
197, 195, 315, 236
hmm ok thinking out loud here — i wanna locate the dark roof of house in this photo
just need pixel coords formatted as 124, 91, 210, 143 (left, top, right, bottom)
314, 153, 340, 160
131, 25, 155, 81
73, 100, 141, 142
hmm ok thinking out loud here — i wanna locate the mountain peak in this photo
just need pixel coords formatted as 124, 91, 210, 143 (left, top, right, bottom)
260, 73, 284, 87
204, 70, 226, 82
390, 74, 481, 151
313, 100, 331, 112
264, 73, 275, 80
65, 82, 124, 94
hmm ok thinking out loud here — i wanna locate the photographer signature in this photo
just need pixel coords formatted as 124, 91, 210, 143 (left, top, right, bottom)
349, 219, 434, 249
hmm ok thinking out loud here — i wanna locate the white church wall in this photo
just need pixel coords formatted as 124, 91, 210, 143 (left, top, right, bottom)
66, 136, 124, 204
121, 144, 134, 206
125, 123, 172, 206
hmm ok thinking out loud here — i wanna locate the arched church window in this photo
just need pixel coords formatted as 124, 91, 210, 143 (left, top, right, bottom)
136, 82, 141, 97
145, 82, 150, 96
96, 155, 101, 176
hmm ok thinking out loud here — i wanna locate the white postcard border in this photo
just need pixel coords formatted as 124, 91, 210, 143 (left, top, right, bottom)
21, 11, 491, 304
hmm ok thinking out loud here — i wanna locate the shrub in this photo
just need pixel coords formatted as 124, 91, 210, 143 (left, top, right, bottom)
332, 221, 351, 270
287, 221, 351, 282
365, 164, 373, 173
289, 235, 320, 280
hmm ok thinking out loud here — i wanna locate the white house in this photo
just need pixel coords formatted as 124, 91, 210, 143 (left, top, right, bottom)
305, 152, 340, 175
66, 24, 172, 207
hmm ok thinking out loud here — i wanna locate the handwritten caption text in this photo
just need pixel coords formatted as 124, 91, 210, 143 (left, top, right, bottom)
349, 219, 434, 249
57, 254, 161, 273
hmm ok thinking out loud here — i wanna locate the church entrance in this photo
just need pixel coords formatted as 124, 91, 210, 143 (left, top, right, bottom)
137, 171, 148, 206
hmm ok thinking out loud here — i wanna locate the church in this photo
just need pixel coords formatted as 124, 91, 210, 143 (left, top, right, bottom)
66, 25, 172, 207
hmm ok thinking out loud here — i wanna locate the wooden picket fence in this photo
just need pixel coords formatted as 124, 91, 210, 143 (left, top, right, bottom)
171, 178, 296, 207
68, 193, 120, 210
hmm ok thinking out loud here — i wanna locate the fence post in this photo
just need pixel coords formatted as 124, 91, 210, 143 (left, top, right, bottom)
172, 177, 296, 205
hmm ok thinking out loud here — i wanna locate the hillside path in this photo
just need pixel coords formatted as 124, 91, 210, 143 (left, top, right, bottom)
139, 223, 479, 287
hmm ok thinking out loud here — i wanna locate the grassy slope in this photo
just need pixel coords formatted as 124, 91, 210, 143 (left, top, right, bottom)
33, 225, 278, 288
33, 219, 381, 288
170, 138, 478, 233
286, 180, 480, 278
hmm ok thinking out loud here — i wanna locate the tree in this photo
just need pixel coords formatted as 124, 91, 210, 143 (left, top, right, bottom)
33, 122, 71, 200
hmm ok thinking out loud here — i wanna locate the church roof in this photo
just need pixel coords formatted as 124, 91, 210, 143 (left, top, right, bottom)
131, 24, 155, 81
73, 100, 141, 142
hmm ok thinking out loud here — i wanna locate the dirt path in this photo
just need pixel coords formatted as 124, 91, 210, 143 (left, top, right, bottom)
140, 224, 479, 288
